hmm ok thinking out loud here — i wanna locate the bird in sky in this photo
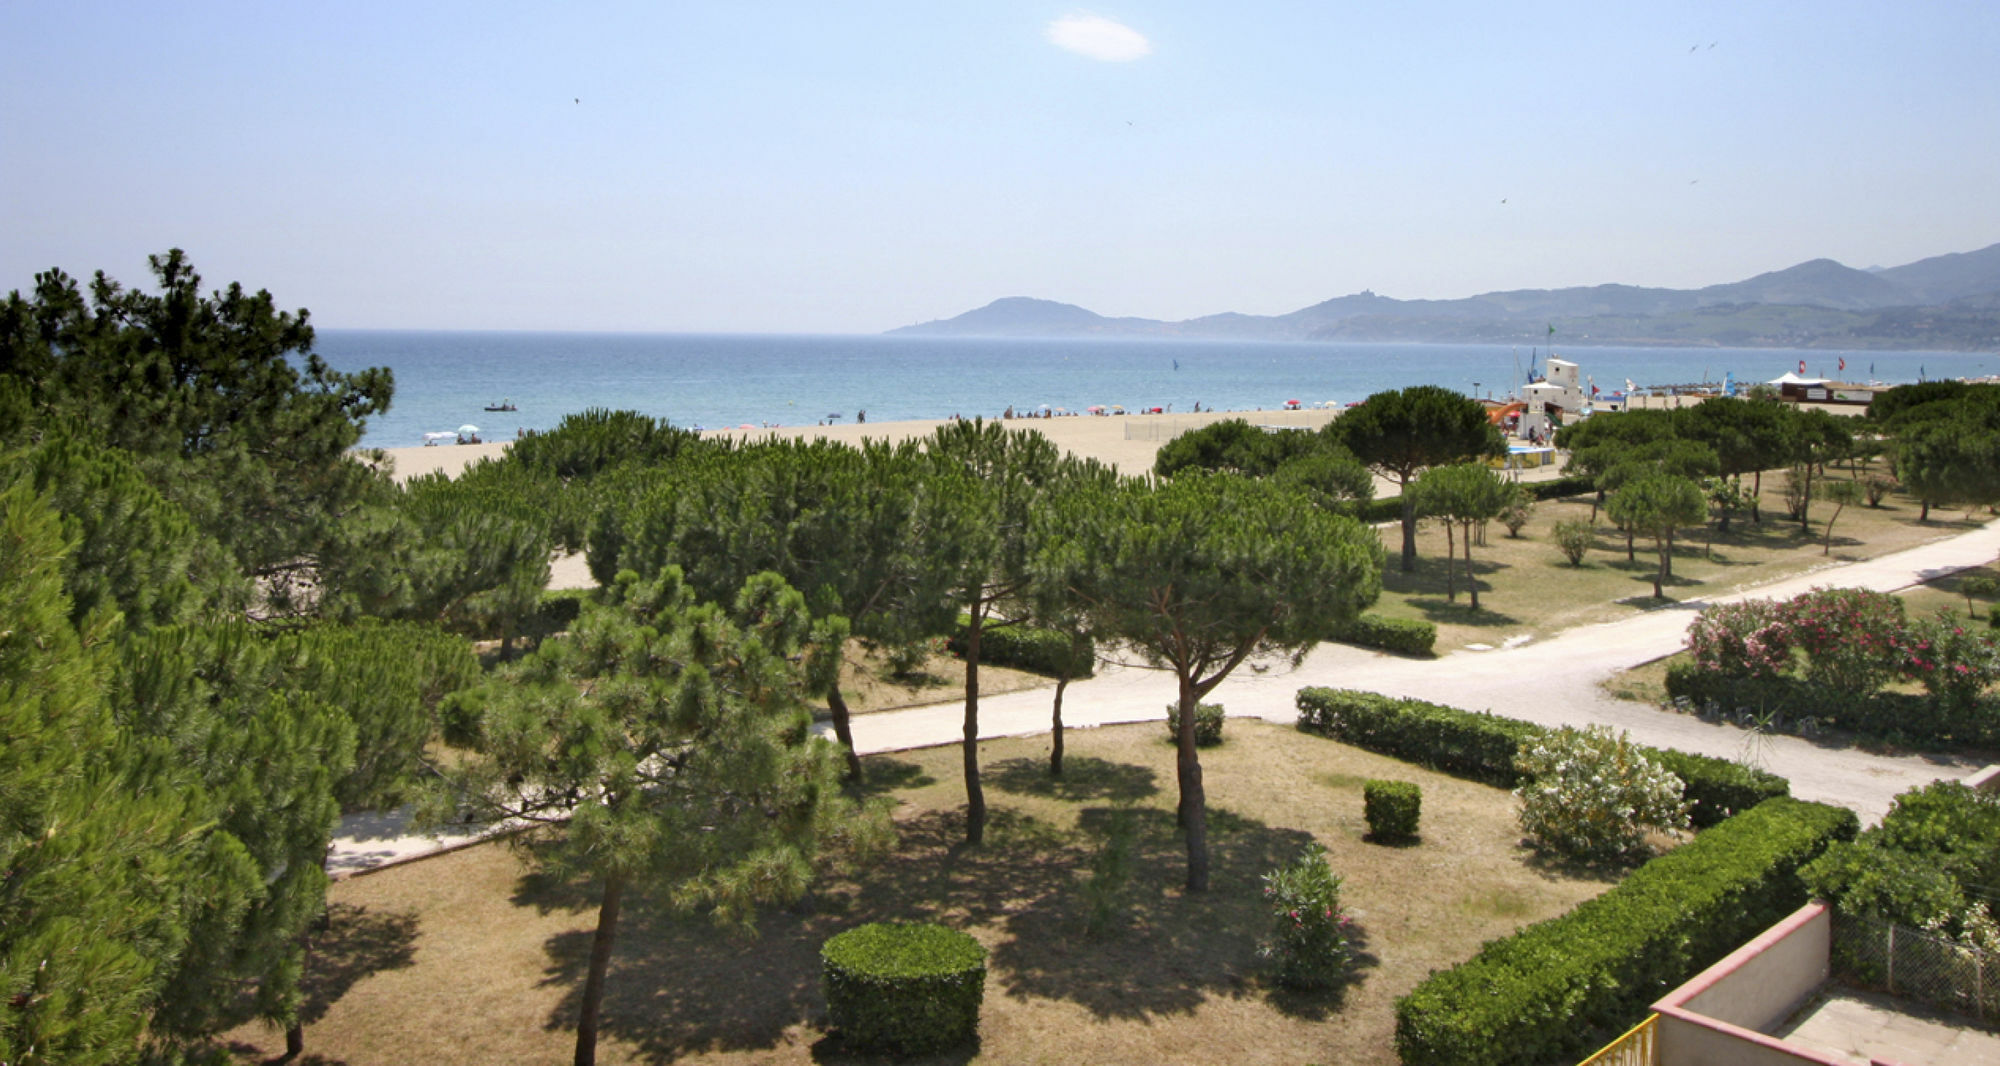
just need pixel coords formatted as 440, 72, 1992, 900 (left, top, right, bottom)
574, 97, 580, 104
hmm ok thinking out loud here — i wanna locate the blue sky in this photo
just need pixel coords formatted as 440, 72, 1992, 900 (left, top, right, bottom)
4, 2, 1996, 333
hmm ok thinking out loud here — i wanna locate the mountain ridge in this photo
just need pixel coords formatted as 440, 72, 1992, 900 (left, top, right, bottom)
889, 243, 2000, 351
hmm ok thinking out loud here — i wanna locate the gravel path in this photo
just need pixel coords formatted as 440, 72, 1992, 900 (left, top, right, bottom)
329, 519, 2000, 876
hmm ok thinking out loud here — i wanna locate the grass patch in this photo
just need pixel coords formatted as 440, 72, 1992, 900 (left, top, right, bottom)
235, 723, 1615, 1066
1373, 467, 1985, 652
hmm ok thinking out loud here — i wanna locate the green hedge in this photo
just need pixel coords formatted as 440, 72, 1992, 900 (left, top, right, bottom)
1364, 780, 1422, 841
1165, 702, 1226, 747
822, 923, 986, 1056
946, 620, 1095, 679
1665, 661, 1999, 748
1525, 473, 1596, 501
1394, 796, 1858, 1066
1334, 613, 1437, 656
1294, 688, 1788, 827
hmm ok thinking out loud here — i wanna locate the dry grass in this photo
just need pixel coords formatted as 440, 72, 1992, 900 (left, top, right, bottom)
230, 722, 1622, 1066
829, 641, 1050, 715
1376, 468, 1987, 652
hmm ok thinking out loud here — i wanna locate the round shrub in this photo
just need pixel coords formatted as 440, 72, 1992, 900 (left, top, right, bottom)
1165, 702, 1226, 746
822, 923, 986, 1056
1364, 780, 1422, 841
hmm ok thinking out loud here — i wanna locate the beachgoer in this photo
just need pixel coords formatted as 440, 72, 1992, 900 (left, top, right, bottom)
858, 410, 866, 423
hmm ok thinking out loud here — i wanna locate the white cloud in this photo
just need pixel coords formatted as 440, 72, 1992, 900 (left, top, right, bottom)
1046, 14, 1152, 62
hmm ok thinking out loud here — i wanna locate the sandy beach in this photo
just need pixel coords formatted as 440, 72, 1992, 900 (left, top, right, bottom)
374, 407, 1345, 484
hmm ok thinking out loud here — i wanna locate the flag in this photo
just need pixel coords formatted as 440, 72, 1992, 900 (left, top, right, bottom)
1547, 323, 1556, 336
1839, 358, 1846, 372
1798, 359, 1806, 374
1591, 383, 1600, 396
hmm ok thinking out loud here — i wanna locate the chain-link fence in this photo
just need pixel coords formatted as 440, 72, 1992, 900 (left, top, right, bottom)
1833, 911, 2000, 1025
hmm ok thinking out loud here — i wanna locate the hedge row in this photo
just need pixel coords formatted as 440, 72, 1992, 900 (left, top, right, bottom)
1333, 613, 1437, 656
1294, 688, 1789, 826
946, 620, 1095, 679
1394, 796, 1858, 1066
1664, 661, 2000, 749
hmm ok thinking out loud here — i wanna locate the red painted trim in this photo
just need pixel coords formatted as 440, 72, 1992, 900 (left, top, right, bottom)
1653, 1005, 1852, 1065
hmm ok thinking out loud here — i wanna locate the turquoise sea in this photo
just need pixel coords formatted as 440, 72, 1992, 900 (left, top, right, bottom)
313, 331, 2000, 450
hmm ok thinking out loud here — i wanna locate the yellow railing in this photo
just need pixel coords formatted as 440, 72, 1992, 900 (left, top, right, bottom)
1577, 1013, 1658, 1066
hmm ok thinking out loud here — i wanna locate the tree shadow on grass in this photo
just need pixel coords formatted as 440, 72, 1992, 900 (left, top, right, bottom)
853, 756, 936, 797
1404, 597, 1522, 626
989, 805, 1319, 1021
296, 903, 421, 1027
986, 755, 1160, 803
520, 805, 1089, 1064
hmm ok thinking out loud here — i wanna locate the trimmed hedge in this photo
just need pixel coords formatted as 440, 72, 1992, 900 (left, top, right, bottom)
1334, 613, 1437, 656
946, 620, 1095, 679
822, 923, 986, 1056
1664, 660, 1999, 749
1394, 796, 1858, 1066
1294, 688, 1789, 827
1354, 475, 1590, 527
1364, 780, 1422, 841
1166, 702, 1226, 747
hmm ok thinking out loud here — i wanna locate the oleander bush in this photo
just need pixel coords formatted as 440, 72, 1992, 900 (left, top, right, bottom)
1333, 613, 1437, 656
1551, 518, 1596, 566
945, 618, 1095, 679
1513, 726, 1691, 862
1258, 843, 1355, 990
1363, 780, 1422, 841
822, 922, 987, 1056
1165, 701, 1226, 747
1394, 797, 1858, 1066
1294, 688, 1788, 826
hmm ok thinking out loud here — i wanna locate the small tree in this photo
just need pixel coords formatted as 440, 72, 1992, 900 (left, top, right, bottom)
1514, 726, 1691, 862
1959, 574, 2000, 619
1259, 843, 1355, 990
1819, 479, 1863, 555
1606, 474, 1707, 598
1040, 474, 1382, 892
423, 569, 882, 1066
1411, 462, 1515, 610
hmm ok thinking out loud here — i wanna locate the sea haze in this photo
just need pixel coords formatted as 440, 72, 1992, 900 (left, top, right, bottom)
314, 331, 1999, 450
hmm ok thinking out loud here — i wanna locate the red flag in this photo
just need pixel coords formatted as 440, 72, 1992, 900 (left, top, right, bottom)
1798, 359, 1806, 374
1839, 358, 1846, 372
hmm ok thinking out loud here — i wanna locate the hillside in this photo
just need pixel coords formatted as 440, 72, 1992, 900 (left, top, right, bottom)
890, 242, 2000, 350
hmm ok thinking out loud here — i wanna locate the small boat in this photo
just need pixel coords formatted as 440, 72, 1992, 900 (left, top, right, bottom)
484, 399, 517, 412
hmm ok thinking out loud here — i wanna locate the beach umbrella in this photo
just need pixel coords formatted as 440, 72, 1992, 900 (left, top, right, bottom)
458, 424, 480, 436
423, 431, 456, 442
1087, 405, 1105, 413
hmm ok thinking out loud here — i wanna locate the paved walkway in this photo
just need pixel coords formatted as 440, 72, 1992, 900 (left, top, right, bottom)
328, 519, 2000, 876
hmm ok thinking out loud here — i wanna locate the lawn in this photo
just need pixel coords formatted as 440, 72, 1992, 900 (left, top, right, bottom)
231, 722, 1621, 1066
1373, 468, 1987, 653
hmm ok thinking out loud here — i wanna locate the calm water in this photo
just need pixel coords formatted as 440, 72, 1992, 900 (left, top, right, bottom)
313, 331, 1999, 449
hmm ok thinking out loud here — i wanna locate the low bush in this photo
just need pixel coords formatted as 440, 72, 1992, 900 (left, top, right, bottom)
1514, 726, 1690, 861
1526, 474, 1598, 501
1394, 797, 1858, 1066
1165, 702, 1226, 747
945, 619, 1095, 679
1333, 613, 1437, 656
1295, 688, 1790, 820
1363, 780, 1422, 841
1259, 843, 1355, 990
1665, 661, 2000, 748
1551, 519, 1595, 565
822, 923, 987, 1056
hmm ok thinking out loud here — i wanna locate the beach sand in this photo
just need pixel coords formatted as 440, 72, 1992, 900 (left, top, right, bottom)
373, 407, 1344, 484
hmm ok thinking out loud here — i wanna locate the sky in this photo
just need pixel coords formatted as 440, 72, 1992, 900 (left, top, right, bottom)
4, 1, 1998, 334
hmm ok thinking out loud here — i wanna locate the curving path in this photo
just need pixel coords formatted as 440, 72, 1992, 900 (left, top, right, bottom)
328, 519, 2000, 876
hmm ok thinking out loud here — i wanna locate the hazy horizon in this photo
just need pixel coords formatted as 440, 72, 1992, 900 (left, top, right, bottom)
6, 2, 1997, 334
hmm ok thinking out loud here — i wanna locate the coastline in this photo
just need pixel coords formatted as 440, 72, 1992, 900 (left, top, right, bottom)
372, 407, 1343, 484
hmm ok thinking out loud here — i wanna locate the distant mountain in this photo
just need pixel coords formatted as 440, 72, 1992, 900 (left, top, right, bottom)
888, 242, 2000, 350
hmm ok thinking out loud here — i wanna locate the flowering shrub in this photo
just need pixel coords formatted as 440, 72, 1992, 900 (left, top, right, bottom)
1685, 599, 1795, 678
1787, 587, 1908, 695
1902, 610, 2000, 708
1259, 843, 1354, 989
1515, 725, 1691, 861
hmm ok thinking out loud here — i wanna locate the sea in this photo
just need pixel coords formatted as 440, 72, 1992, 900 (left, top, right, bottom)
312, 330, 2000, 450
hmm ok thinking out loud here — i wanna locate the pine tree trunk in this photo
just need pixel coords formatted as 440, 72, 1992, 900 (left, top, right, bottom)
574, 873, 626, 1066
1175, 675, 1209, 893
1625, 529, 1636, 562
1049, 675, 1069, 778
1463, 521, 1479, 611
1752, 470, 1764, 522
824, 679, 864, 783
962, 613, 986, 846
1442, 520, 1457, 602
1399, 488, 1418, 573
285, 851, 335, 1059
